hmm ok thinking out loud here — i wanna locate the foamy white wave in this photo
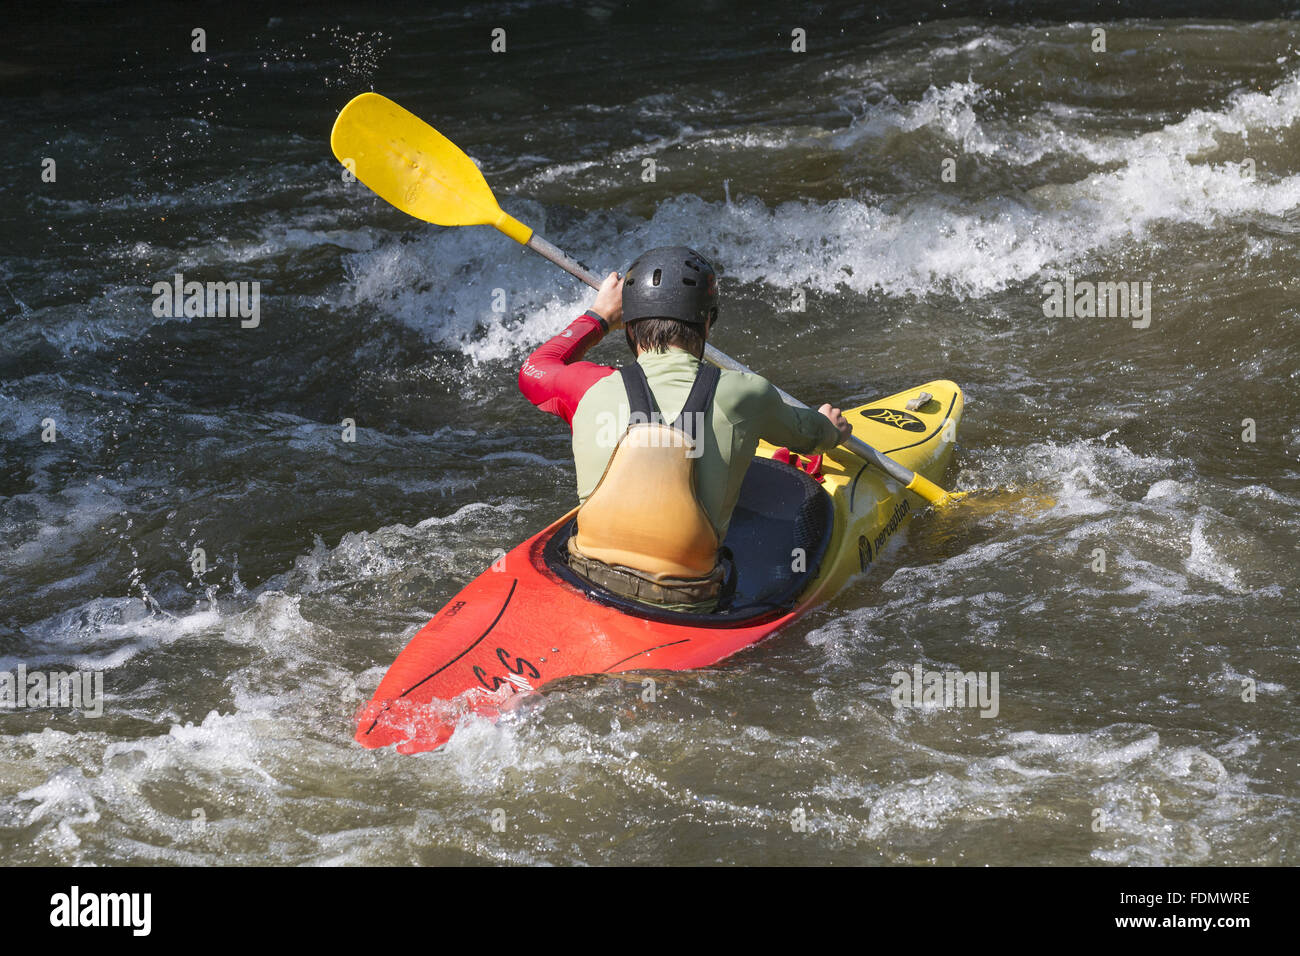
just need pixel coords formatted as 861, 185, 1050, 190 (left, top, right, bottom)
830, 49, 1300, 170
1088, 742, 1261, 865
964, 438, 1176, 515
513, 158, 604, 187
1077, 69, 1300, 166
928, 33, 1019, 60
17, 767, 101, 853
510, 118, 706, 191
7, 598, 223, 671
1111, 557, 1225, 610
833, 80, 1001, 156
862, 772, 970, 838
1235, 482, 1300, 506
1211, 666, 1285, 695
7, 706, 302, 863
1, 480, 129, 572
185, 222, 379, 266
1143, 478, 1188, 501
1185, 514, 1244, 591
337, 198, 603, 362
829, 77, 1086, 167
2, 566, 396, 862
1005, 728, 1162, 766
1042, 151, 1300, 241
725, 71, 1300, 297
261, 500, 531, 606
810, 725, 1251, 848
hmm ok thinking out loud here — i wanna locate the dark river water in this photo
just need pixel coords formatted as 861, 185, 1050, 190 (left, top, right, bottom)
1, 1, 1297, 865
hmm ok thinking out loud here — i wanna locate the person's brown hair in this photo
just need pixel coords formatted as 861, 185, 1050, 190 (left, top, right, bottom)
625, 318, 707, 358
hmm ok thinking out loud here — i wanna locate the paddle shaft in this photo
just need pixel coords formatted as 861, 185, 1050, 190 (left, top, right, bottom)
526, 234, 928, 490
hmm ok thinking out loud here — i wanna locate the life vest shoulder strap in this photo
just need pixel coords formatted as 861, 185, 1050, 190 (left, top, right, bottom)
618, 363, 657, 420
619, 360, 721, 442
673, 362, 720, 442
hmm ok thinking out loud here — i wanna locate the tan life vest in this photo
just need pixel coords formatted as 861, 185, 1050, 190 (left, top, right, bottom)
569, 362, 723, 590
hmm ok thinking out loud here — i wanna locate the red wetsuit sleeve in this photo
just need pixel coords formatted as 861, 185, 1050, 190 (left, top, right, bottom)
518, 310, 617, 427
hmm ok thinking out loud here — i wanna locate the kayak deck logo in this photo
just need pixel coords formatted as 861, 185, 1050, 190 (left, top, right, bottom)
863, 408, 926, 432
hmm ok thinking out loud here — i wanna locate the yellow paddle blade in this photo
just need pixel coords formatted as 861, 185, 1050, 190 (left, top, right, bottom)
905, 473, 1057, 513
940, 487, 1057, 514
330, 92, 532, 243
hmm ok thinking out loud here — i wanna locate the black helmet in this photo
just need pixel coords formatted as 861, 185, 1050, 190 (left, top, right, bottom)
622, 246, 718, 327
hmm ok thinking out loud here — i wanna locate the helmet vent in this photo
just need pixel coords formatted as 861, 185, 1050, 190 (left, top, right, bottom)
651, 269, 662, 286
682, 277, 696, 286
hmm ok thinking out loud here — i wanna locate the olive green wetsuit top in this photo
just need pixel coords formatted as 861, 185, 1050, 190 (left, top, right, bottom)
570, 348, 841, 540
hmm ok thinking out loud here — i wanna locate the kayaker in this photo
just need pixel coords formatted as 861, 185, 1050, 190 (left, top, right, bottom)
519, 246, 851, 612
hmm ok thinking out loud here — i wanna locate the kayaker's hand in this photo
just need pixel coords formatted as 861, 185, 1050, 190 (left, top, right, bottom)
819, 404, 852, 443
592, 271, 624, 329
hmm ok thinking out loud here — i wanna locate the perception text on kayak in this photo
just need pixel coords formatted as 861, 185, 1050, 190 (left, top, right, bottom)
151, 272, 260, 328
0, 666, 103, 717
50, 887, 151, 936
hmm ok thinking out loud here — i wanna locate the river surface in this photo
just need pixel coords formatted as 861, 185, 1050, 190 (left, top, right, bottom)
1, 1, 1297, 865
